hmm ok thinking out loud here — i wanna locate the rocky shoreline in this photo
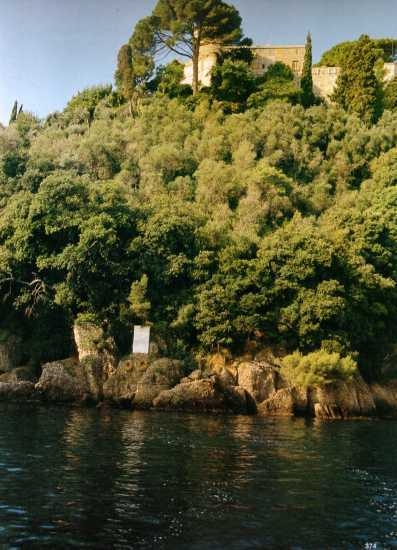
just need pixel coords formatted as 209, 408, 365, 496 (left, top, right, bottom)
1, 353, 397, 420
1, 323, 397, 419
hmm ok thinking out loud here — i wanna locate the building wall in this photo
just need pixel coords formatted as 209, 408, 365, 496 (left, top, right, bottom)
250, 46, 305, 76
182, 43, 305, 88
182, 44, 221, 88
312, 63, 397, 102
311, 66, 341, 100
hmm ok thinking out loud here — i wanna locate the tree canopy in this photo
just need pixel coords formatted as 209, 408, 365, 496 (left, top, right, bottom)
318, 37, 397, 66
332, 35, 384, 124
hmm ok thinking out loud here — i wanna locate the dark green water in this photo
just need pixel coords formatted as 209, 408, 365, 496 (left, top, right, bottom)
0, 405, 396, 549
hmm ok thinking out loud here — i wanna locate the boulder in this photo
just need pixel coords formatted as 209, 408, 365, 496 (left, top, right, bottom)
35, 359, 90, 402
0, 381, 36, 401
133, 358, 185, 409
237, 361, 280, 404
153, 378, 250, 414
258, 388, 300, 417
103, 355, 149, 405
310, 375, 376, 419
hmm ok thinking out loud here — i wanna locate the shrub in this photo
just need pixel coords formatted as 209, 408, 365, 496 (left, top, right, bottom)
280, 349, 358, 388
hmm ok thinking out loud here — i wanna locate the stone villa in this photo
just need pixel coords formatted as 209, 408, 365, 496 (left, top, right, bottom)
182, 43, 397, 101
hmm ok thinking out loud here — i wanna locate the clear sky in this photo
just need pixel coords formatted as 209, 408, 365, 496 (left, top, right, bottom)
1, 0, 397, 125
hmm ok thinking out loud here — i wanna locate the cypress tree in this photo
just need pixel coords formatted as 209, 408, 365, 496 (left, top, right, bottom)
301, 32, 315, 107
115, 44, 135, 116
9, 100, 18, 124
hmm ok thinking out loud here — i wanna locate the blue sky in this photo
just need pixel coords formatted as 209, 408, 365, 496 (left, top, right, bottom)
1, 0, 397, 125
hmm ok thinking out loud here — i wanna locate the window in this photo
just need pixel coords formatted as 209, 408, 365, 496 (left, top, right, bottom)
292, 60, 299, 72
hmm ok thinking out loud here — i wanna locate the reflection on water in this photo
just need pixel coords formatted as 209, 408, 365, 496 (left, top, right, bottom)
0, 404, 396, 549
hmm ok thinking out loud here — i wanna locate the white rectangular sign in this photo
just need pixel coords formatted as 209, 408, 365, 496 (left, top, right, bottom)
133, 325, 150, 354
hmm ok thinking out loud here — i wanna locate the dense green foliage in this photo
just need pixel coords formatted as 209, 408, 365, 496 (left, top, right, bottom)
247, 62, 301, 109
384, 77, 397, 110
210, 59, 258, 111
63, 85, 114, 126
281, 350, 358, 387
332, 35, 384, 124
148, 61, 193, 99
318, 37, 397, 66
1, 89, 397, 378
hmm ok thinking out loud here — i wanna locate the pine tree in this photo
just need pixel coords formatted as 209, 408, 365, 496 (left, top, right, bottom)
301, 32, 315, 107
332, 34, 383, 124
9, 100, 18, 124
132, 0, 242, 94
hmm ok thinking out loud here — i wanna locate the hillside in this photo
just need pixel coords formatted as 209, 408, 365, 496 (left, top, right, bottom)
0, 88, 396, 382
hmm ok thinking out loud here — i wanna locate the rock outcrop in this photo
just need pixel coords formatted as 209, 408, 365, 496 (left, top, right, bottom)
237, 361, 281, 404
0, 381, 36, 401
258, 388, 304, 417
133, 359, 185, 409
73, 321, 117, 379
0, 337, 394, 419
33, 321, 119, 403
35, 359, 90, 402
153, 377, 250, 414
310, 376, 376, 419
103, 355, 149, 405
257, 373, 376, 419
102, 354, 387, 418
